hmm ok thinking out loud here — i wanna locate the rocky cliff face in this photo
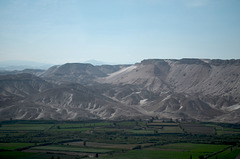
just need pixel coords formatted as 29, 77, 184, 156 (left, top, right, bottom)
0, 59, 239, 123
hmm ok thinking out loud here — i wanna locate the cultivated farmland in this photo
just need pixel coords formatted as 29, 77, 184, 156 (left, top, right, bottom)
0, 120, 239, 159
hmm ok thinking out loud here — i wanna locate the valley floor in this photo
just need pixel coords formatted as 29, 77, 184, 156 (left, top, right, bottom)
0, 120, 240, 159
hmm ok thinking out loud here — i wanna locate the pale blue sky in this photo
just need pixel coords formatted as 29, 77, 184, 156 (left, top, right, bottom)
0, 0, 240, 64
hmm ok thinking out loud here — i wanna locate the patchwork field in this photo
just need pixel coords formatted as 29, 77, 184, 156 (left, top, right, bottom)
0, 120, 239, 159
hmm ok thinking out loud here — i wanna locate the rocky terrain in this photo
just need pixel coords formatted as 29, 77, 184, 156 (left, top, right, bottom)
0, 59, 240, 123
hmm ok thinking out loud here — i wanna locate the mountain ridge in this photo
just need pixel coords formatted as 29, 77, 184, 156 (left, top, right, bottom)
0, 58, 239, 123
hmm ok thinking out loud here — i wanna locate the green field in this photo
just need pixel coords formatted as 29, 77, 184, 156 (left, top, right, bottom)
0, 124, 53, 131
94, 143, 239, 159
53, 122, 112, 129
0, 151, 36, 159
52, 127, 92, 132
0, 120, 239, 159
31, 144, 114, 153
126, 129, 154, 134
0, 143, 35, 150
181, 123, 216, 135
66, 141, 153, 149
95, 150, 206, 159
208, 148, 240, 159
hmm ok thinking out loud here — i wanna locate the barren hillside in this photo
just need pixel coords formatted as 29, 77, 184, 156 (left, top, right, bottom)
0, 59, 239, 123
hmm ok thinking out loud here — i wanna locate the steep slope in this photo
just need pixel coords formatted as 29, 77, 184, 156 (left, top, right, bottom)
167, 59, 240, 100
0, 59, 239, 123
0, 73, 53, 120
0, 73, 53, 98
30, 84, 141, 120
142, 93, 224, 121
98, 59, 240, 122
100, 59, 240, 102
96, 65, 130, 74
99, 59, 171, 92
0, 74, 143, 120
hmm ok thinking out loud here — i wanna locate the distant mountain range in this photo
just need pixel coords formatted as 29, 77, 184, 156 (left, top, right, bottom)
84, 60, 117, 66
0, 61, 52, 71
0, 59, 239, 123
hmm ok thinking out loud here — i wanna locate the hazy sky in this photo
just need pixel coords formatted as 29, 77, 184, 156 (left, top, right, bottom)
0, 0, 240, 64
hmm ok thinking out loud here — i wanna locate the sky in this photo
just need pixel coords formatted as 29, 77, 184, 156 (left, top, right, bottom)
0, 0, 240, 65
